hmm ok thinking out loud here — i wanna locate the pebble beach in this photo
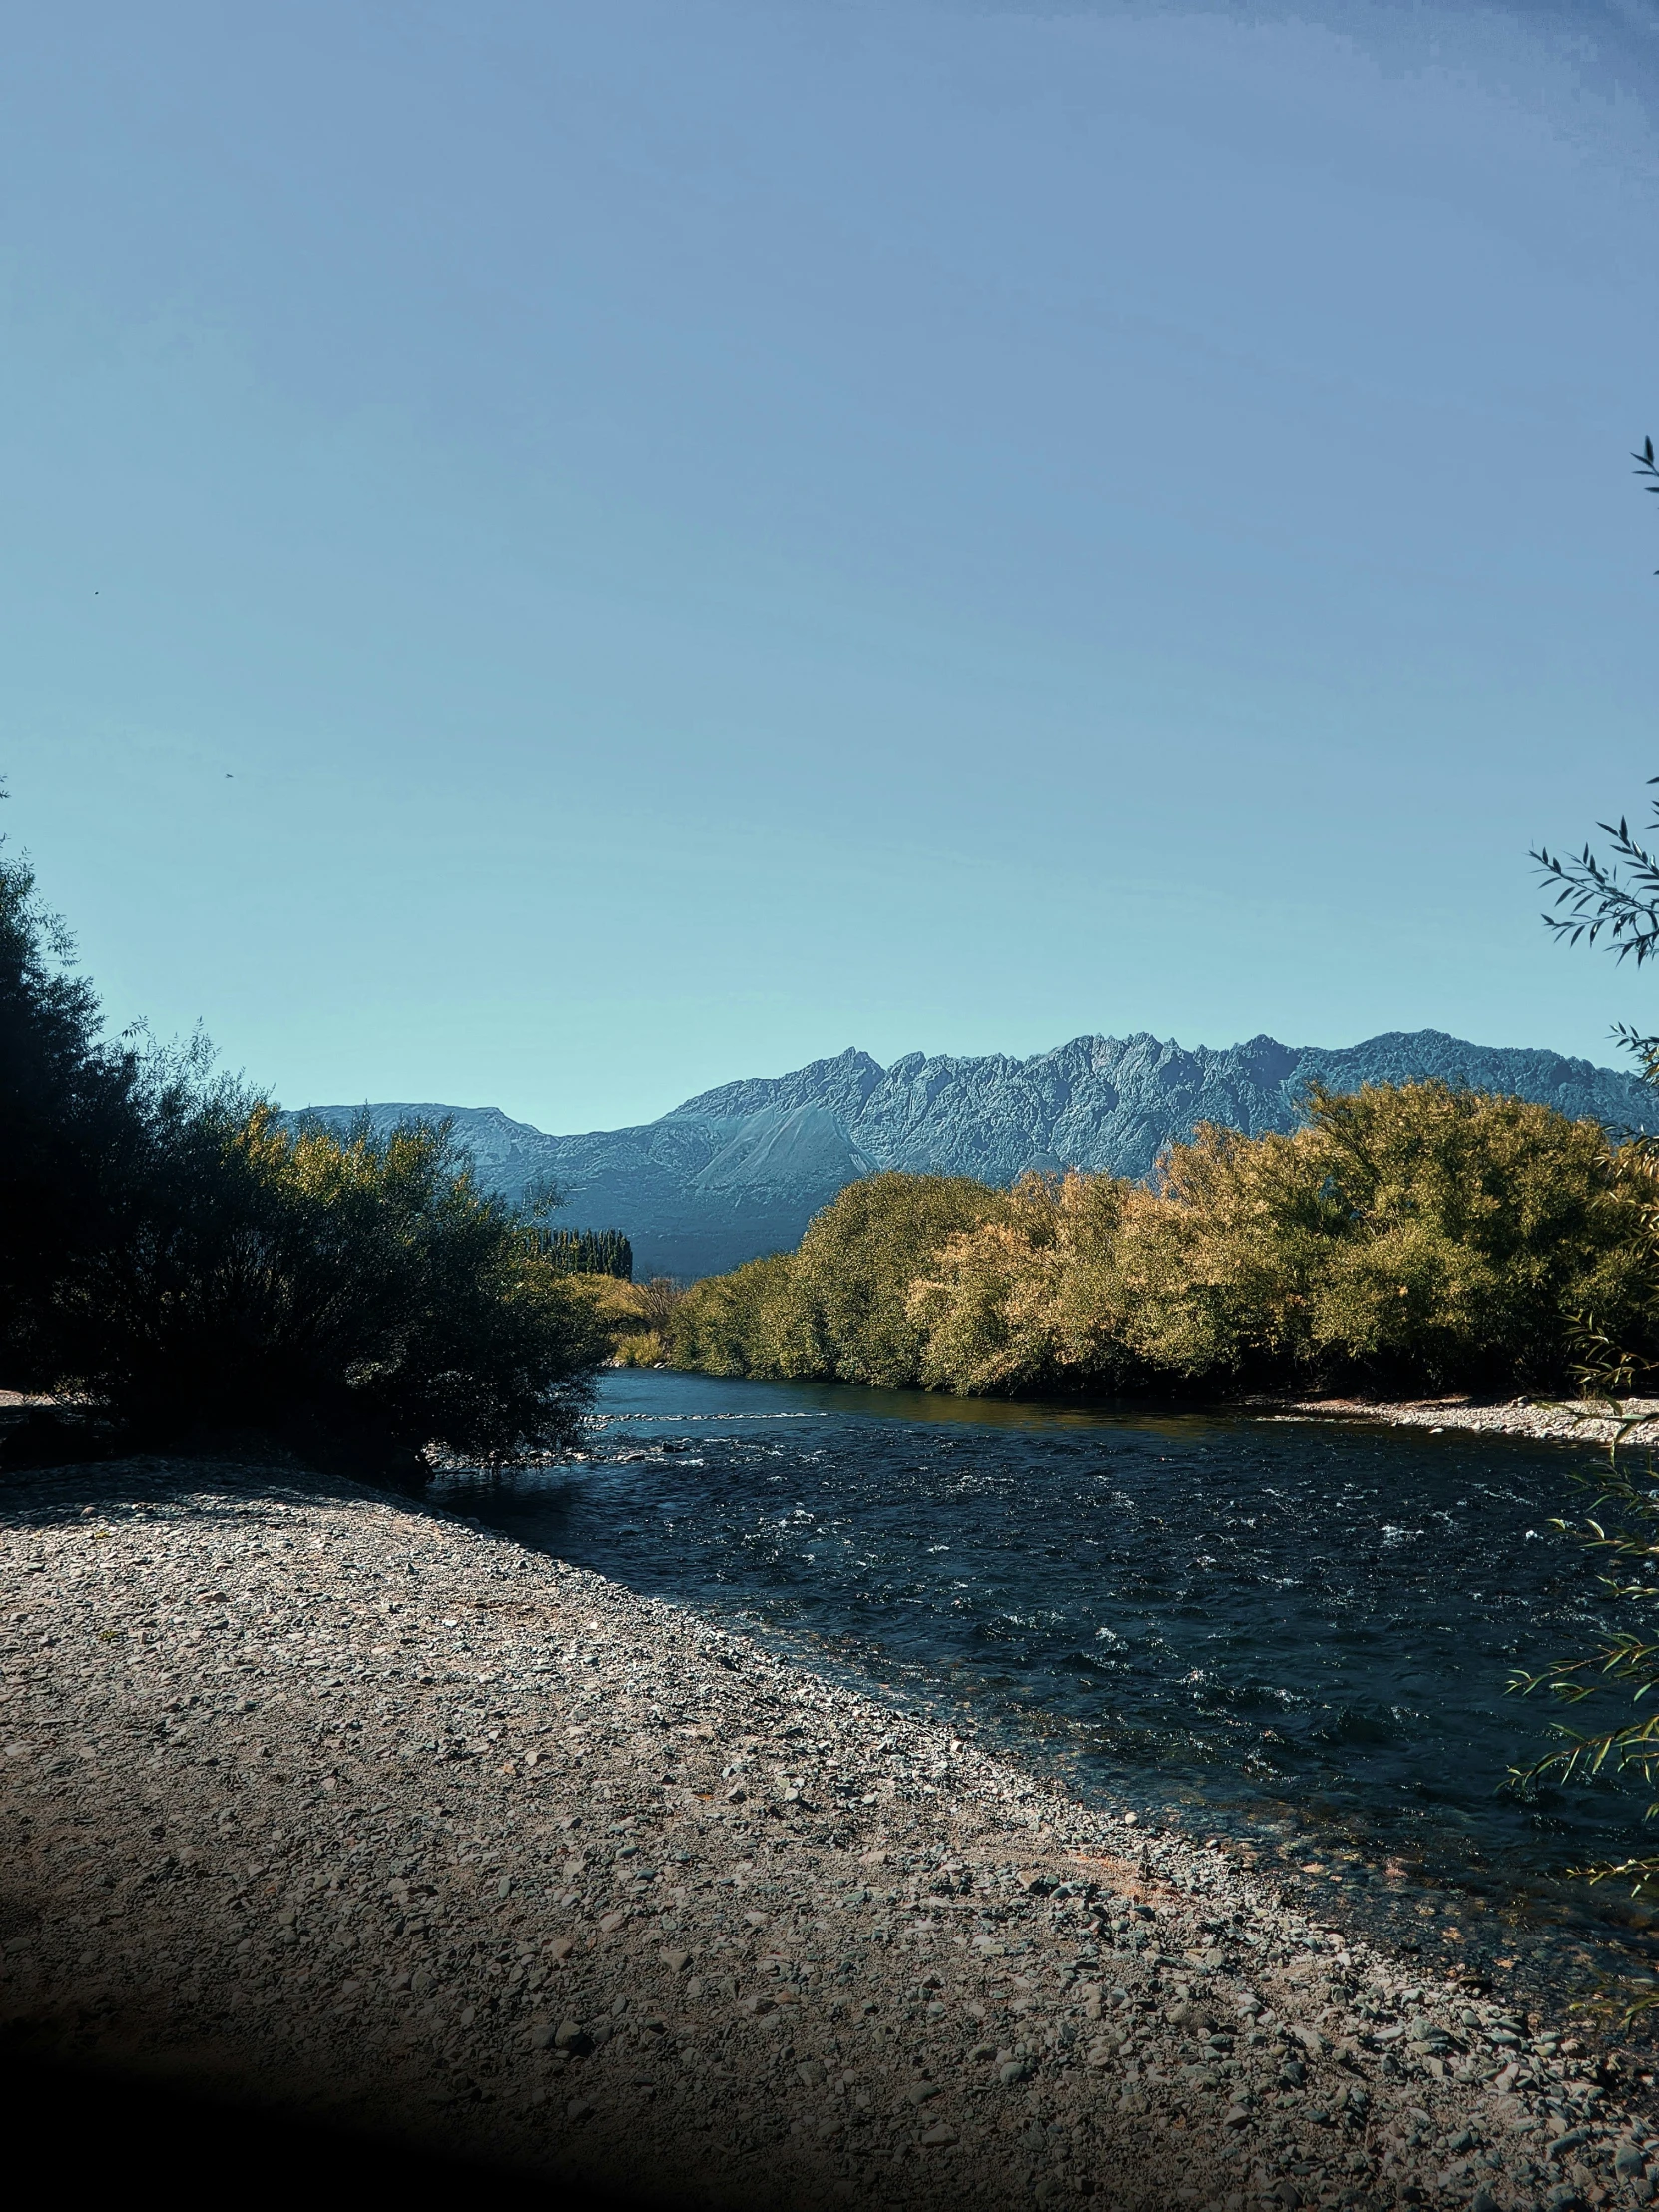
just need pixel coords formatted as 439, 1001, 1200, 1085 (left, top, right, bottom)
1271, 1400, 1659, 1452
1, 1452, 1654, 2211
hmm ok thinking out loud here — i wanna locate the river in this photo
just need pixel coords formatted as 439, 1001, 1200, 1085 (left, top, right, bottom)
436, 1368, 1659, 2011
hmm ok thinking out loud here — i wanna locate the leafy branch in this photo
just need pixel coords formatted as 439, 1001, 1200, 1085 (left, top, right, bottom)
1534, 785, 1659, 964
1511, 1465, 1659, 1910
1531, 440, 1659, 963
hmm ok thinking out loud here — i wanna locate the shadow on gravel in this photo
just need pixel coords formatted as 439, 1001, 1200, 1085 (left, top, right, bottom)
0, 2054, 687, 2208
0, 1399, 440, 1501
0, 1402, 123, 1471
0, 1445, 424, 1523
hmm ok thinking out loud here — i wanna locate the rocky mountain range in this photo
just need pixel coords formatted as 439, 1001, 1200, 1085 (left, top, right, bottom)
295, 1029, 1657, 1281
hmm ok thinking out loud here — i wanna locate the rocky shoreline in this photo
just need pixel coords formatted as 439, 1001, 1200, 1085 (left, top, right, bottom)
2, 1453, 1654, 2210
1260, 1398, 1659, 1453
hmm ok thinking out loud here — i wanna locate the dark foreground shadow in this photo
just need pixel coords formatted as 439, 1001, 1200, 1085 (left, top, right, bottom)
0, 2053, 680, 2208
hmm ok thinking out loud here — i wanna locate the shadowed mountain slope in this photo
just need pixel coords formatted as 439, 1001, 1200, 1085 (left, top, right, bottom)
296, 1031, 1656, 1280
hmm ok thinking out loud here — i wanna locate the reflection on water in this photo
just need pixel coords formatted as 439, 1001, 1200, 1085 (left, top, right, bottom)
438, 1369, 1659, 2007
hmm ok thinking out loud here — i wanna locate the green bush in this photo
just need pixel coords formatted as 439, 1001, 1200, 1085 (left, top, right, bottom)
611, 1330, 669, 1368
57, 1103, 605, 1468
1294, 1082, 1652, 1388
672, 1174, 1012, 1386
566, 1271, 687, 1367
792, 1173, 1016, 1385
0, 839, 604, 1472
1084, 1081, 1653, 1392
907, 1170, 1135, 1395
670, 1253, 805, 1377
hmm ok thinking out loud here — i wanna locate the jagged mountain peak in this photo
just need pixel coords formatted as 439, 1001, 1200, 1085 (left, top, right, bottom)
668, 1046, 886, 1125
293, 1027, 1657, 1280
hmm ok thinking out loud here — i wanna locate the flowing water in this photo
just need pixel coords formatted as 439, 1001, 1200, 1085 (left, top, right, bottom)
438, 1369, 1659, 2011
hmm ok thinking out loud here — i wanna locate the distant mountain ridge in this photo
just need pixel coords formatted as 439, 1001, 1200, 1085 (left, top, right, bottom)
295, 1030, 1657, 1281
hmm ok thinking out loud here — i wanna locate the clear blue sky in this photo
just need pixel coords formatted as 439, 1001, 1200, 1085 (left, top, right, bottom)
6, 1, 1659, 1132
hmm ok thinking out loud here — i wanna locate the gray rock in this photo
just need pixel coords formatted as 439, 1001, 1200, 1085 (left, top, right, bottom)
1548, 2130, 1591, 2161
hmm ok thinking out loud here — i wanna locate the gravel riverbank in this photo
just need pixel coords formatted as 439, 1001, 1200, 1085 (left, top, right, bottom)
2, 1453, 1654, 2211
1263, 1399, 1659, 1452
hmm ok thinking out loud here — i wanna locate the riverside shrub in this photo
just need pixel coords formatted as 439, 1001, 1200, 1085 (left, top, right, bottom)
671, 1174, 1013, 1386
672, 1084, 1658, 1398
59, 1104, 605, 1467
0, 841, 604, 1471
670, 1253, 816, 1378
566, 1270, 687, 1366
1279, 1082, 1653, 1388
